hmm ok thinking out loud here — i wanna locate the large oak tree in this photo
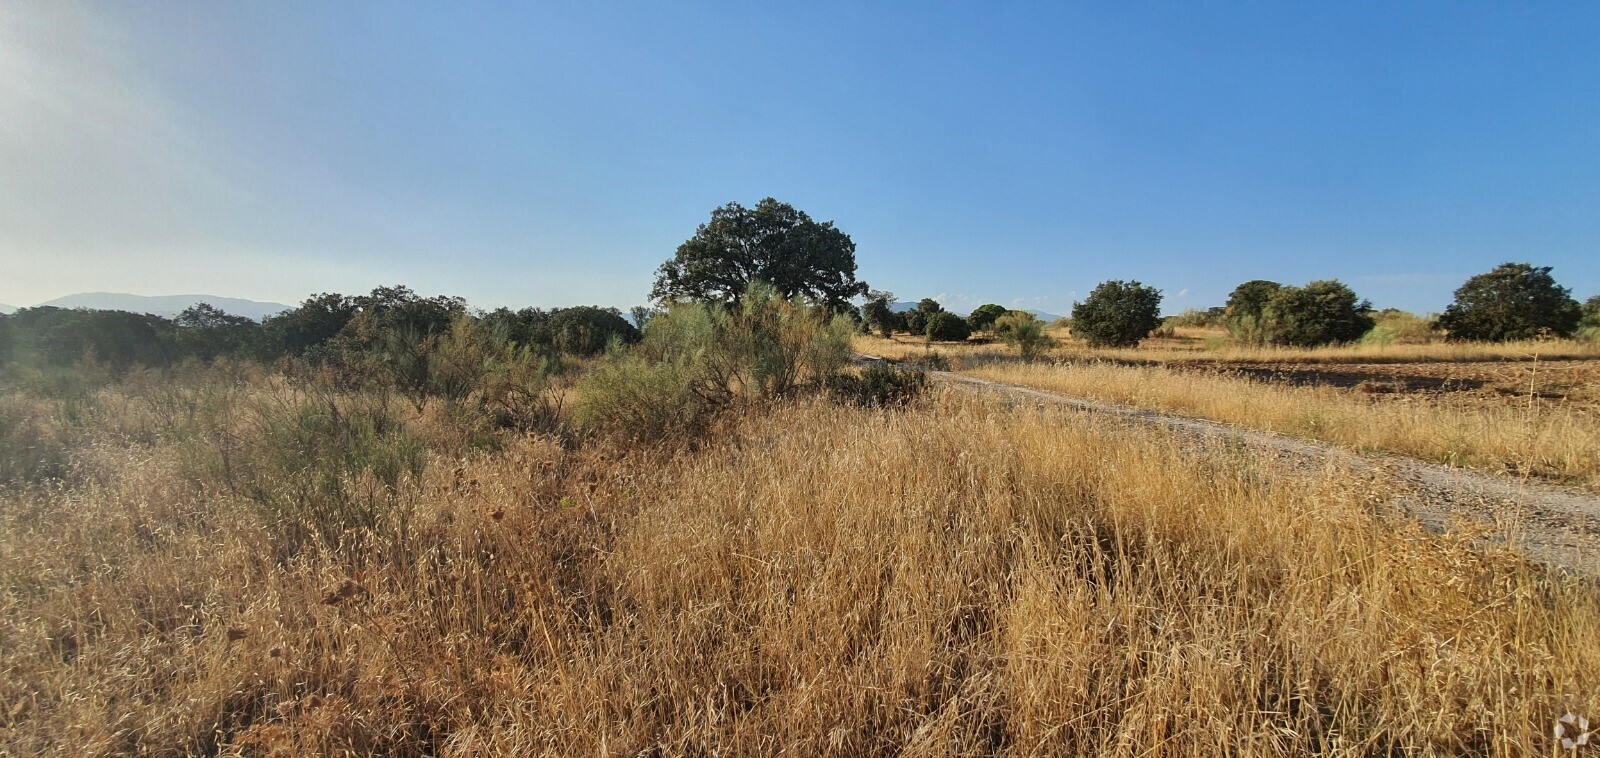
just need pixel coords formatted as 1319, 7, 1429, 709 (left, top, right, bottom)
651, 198, 868, 311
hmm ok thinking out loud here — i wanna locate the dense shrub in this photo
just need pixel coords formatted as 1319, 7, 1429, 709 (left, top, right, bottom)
575, 283, 853, 441
228, 387, 426, 555
548, 306, 638, 356
573, 353, 710, 443
994, 310, 1055, 360
1223, 280, 1283, 344
1359, 309, 1439, 346
1436, 263, 1582, 341
1071, 280, 1163, 348
924, 311, 971, 342
1262, 280, 1375, 347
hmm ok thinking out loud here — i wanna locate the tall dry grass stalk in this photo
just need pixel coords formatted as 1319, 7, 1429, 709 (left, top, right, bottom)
2, 374, 1597, 754
965, 360, 1600, 487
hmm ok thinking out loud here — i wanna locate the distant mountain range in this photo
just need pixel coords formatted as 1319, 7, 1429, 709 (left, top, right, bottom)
889, 301, 1063, 323
27, 293, 291, 321
0, 303, 13, 315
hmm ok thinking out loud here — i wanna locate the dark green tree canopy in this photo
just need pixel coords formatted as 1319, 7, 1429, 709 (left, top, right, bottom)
651, 198, 868, 311
1262, 280, 1374, 346
547, 306, 639, 356
174, 303, 260, 361
967, 303, 1008, 331
264, 293, 358, 355
1223, 280, 1283, 344
1071, 280, 1163, 348
924, 311, 971, 342
1436, 263, 1582, 341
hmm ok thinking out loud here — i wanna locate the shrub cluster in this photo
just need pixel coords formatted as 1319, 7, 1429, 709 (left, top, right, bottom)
574, 283, 855, 442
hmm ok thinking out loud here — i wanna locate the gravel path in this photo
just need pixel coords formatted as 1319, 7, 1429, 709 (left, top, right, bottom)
887, 360, 1600, 576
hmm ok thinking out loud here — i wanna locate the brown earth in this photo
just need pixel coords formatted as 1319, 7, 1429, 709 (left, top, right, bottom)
1181, 359, 1600, 410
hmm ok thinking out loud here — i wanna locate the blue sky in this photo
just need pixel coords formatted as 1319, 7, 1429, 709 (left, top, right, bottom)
2, 2, 1597, 315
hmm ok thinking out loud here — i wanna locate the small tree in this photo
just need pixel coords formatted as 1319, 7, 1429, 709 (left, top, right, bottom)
1071, 280, 1163, 348
903, 298, 943, 336
994, 310, 1055, 360
1262, 280, 1374, 347
1223, 280, 1283, 344
967, 303, 1007, 332
925, 311, 971, 342
1436, 263, 1582, 341
862, 290, 898, 337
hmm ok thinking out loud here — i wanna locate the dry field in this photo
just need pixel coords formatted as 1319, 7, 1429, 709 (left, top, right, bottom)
2, 365, 1599, 754
856, 334, 1600, 488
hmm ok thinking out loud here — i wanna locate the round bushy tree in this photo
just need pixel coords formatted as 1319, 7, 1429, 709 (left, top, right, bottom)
651, 198, 868, 311
924, 311, 971, 342
1222, 280, 1283, 344
967, 303, 1008, 332
1436, 263, 1582, 341
1262, 280, 1375, 347
1071, 280, 1163, 348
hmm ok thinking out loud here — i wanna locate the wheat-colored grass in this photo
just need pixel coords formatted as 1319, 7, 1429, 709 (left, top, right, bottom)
962, 360, 1600, 488
856, 332, 1600, 366
3, 370, 1598, 754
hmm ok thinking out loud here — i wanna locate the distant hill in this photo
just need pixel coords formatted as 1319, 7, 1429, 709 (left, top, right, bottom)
0, 303, 14, 315
33, 293, 291, 321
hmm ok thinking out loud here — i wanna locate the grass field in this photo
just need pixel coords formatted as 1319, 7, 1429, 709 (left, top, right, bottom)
2, 364, 1598, 754
856, 334, 1600, 488
857, 328, 1600, 366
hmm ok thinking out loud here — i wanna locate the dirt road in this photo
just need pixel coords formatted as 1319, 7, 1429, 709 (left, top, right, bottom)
903, 363, 1600, 576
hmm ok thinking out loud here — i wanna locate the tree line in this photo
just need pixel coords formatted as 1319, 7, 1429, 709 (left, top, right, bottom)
4, 197, 1596, 377
0, 285, 639, 373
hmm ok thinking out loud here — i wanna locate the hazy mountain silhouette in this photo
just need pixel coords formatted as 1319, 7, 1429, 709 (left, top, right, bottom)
33, 293, 290, 321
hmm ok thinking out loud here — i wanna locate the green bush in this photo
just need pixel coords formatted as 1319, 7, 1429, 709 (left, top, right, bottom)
994, 311, 1055, 360
576, 282, 852, 441
573, 353, 710, 443
1263, 280, 1375, 347
226, 388, 426, 555
1071, 280, 1163, 348
924, 311, 971, 342
1359, 310, 1439, 346
1222, 280, 1282, 345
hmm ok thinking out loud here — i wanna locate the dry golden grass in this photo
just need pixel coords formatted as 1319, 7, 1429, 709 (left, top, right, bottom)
962, 360, 1600, 488
855, 331, 1600, 366
3, 371, 1599, 754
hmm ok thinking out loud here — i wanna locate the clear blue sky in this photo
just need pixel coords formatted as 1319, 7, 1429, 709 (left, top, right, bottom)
3, 1, 1597, 315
